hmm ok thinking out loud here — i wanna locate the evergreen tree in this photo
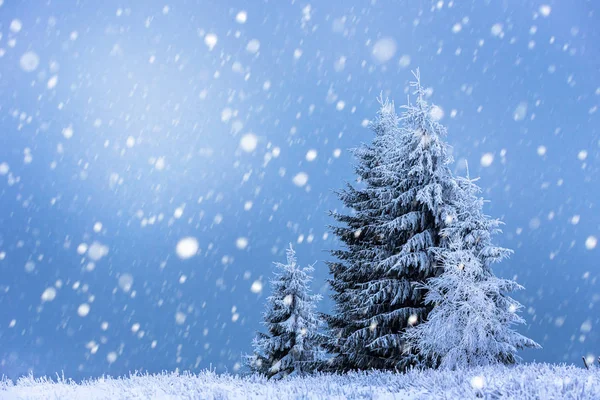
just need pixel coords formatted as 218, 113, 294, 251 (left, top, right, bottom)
325, 70, 458, 371
444, 171, 513, 270
248, 244, 323, 379
402, 171, 540, 369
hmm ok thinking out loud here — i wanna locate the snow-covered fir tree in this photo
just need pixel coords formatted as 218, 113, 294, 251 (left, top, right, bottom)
324, 95, 401, 371
402, 171, 540, 369
248, 244, 323, 379
325, 70, 459, 372
445, 170, 513, 270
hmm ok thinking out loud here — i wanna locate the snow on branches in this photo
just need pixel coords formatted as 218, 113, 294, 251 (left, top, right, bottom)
248, 244, 323, 379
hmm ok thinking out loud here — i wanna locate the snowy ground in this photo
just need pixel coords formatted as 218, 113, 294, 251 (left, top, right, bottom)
1, 363, 599, 399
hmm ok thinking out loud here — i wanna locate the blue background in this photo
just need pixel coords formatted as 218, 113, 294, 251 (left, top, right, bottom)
0, 0, 598, 380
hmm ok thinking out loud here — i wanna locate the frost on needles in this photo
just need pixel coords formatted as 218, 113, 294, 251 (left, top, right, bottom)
325, 70, 459, 372
402, 172, 541, 369
248, 70, 538, 375
324, 69, 538, 372
247, 244, 324, 379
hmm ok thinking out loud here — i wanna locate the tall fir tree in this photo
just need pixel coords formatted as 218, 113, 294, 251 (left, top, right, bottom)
402, 170, 540, 369
325, 70, 459, 371
248, 244, 323, 379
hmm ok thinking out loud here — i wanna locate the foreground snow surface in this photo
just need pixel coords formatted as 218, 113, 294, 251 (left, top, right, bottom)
2, 363, 599, 399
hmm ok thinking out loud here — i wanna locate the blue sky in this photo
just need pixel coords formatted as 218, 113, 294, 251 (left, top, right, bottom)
0, 0, 598, 380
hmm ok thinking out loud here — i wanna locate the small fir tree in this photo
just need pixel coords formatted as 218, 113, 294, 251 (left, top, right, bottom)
248, 244, 323, 379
